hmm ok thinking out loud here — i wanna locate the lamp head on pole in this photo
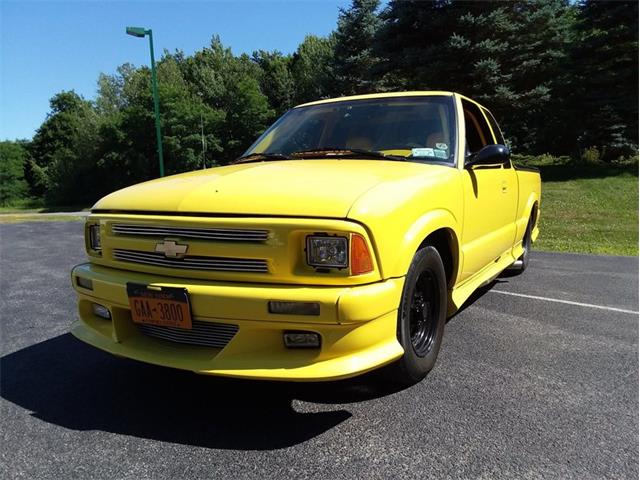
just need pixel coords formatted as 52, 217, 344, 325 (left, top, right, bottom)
126, 26, 148, 38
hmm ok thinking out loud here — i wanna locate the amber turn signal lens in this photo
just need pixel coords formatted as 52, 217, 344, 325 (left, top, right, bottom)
351, 233, 373, 275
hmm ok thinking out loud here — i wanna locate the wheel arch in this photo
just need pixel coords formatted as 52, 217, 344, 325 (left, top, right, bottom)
418, 228, 458, 289
392, 209, 461, 289
521, 195, 540, 242
530, 200, 539, 225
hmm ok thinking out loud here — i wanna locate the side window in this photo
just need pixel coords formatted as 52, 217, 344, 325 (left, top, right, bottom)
461, 99, 494, 155
482, 107, 505, 145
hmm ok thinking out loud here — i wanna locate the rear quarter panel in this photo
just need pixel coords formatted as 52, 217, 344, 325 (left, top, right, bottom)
514, 165, 542, 242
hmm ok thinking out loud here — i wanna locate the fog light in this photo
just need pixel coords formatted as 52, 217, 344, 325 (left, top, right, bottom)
283, 331, 321, 348
269, 301, 320, 316
76, 276, 93, 290
92, 303, 111, 320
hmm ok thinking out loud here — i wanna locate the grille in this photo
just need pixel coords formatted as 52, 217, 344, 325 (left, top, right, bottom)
138, 320, 239, 348
112, 224, 269, 242
113, 249, 269, 273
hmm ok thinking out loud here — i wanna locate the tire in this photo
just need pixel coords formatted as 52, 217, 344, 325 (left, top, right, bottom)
388, 246, 447, 386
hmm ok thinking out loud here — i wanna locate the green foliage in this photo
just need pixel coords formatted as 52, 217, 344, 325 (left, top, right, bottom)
222, 76, 273, 160
28, 91, 100, 203
44, 108, 100, 205
29, 91, 93, 171
252, 50, 295, 115
580, 147, 602, 165
333, 0, 382, 95
569, 0, 639, 160
0, 142, 29, 206
290, 35, 336, 104
374, 0, 577, 153
14, 2, 638, 209
179, 37, 273, 163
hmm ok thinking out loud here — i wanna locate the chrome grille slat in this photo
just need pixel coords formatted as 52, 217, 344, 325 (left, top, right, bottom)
115, 229, 267, 237
113, 249, 269, 272
112, 224, 269, 242
114, 230, 267, 240
138, 320, 239, 348
115, 250, 265, 265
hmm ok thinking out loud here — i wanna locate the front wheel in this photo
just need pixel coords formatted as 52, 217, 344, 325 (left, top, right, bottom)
388, 246, 447, 385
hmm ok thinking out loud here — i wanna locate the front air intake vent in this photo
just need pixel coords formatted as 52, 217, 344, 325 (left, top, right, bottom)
138, 320, 239, 348
113, 249, 269, 273
112, 224, 269, 242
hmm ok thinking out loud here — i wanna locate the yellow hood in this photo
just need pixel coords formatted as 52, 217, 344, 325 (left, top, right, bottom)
93, 160, 448, 218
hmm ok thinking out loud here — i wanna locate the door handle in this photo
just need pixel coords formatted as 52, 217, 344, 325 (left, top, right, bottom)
501, 181, 508, 193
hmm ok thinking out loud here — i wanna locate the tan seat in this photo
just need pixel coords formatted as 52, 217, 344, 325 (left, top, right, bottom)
346, 136, 373, 151
426, 132, 445, 148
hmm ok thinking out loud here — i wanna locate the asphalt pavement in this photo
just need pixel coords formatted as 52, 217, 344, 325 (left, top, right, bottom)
1, 221, 638, 479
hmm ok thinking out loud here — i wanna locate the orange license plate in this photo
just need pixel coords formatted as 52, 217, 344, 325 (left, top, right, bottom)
126, 283, 193, 329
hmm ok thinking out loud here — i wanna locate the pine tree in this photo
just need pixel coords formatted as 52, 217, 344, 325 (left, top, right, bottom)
570, 0, 639, 159
332, 0, 382, 95
374, 0, 575, 153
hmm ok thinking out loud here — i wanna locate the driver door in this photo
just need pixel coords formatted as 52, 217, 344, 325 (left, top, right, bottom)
459, 99, 518, 283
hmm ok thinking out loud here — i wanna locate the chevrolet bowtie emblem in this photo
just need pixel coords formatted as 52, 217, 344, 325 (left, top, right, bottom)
155, 240, 188, 258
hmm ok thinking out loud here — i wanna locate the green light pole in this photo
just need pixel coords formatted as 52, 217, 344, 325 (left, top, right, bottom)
126, 26, 165, 177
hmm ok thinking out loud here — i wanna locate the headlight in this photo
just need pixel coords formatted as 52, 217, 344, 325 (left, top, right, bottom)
306, 235, 348, 268
88, 224, 102, 251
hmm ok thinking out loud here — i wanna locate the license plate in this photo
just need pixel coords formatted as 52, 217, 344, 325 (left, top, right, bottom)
126, 283, 193, 329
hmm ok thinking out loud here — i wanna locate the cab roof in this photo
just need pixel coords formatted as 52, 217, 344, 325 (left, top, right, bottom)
296, 91, 456, 108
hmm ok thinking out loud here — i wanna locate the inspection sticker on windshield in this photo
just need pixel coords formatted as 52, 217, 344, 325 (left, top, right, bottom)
412, 148, 435, 157
434, 149, 448, 159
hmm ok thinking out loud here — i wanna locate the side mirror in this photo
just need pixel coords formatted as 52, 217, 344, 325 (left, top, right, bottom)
465, 144, 510, 168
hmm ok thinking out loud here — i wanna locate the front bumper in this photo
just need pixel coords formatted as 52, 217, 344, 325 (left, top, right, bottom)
71, 263, 405, 381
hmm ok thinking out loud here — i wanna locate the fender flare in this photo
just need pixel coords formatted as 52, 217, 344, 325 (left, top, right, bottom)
390, 208, 461, 278
524, 193, 539, 223
518, 193, 540, 241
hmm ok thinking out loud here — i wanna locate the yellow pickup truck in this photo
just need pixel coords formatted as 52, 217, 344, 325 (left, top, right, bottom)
71, 91, 540, 385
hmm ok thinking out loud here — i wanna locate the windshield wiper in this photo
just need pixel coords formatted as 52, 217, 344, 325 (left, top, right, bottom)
234, 152, 292, 164
290, 148, 406, 162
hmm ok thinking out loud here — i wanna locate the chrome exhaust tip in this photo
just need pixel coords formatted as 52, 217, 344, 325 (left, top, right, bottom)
509, 259, 524, 269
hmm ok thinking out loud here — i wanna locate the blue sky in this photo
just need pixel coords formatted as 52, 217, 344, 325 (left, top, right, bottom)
1, 0, 351, 140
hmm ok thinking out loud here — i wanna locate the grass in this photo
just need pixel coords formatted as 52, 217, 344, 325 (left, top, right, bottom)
0, 214, 87, 224
515, 155, 638, 256
0, 197, 46, 213
0, 198, 89, 224
0, 198, 90, 223
0, 200, 89, 214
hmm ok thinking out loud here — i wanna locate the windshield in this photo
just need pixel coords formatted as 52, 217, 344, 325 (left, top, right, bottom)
243, 96, 457, 164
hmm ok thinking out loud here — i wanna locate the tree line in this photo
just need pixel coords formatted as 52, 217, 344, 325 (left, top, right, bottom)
1, 0, 637, 207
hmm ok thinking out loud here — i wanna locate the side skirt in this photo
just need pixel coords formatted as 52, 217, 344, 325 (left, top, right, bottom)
448, 250, 517, 316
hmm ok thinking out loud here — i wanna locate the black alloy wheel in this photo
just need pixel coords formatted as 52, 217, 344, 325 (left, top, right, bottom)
388, 245, 447, 385
408, 270, 440, 357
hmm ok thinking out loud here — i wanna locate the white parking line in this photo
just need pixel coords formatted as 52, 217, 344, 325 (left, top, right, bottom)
490, 290, 639, 315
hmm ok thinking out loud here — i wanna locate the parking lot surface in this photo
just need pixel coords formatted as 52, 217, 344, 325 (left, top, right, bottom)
1, 221, 638, 479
